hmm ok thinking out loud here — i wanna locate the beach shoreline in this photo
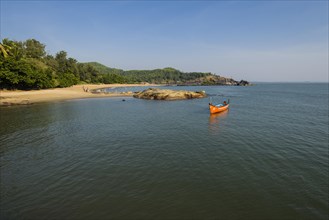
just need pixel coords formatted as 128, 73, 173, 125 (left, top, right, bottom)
0, 83, 157, 106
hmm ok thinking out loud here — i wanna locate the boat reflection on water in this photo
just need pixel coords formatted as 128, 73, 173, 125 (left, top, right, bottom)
209, 110, 229, 123
208, 110, 229, 134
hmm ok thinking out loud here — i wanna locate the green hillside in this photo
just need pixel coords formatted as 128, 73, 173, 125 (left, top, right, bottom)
85, 62, 248, 85
84, 62, 124, 75
85, 62, 212, 84
0, 38, 248, 90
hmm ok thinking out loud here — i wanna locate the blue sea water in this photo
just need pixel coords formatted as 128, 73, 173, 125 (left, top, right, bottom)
0, 83, 328, 219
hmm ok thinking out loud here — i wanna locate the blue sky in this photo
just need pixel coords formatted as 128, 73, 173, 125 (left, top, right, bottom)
1, 0, 328, 82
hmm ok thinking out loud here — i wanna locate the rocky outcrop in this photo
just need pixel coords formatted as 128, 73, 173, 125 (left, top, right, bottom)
177, 75, 250, 86
133, 88, 207, 100
237, 80, 250, 86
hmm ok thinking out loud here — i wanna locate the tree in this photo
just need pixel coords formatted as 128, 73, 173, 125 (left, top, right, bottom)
0, 38, 27, 63
57, 73, 78, 87
0, 43, 10, 59
24, 39, 46, 59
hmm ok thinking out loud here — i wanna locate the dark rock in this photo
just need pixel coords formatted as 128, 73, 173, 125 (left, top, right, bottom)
237, 80, 250, 86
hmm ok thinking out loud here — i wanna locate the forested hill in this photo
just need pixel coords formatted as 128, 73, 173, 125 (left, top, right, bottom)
85, 62, 213, 84
85, 62, 249, 86
0, 38, 248, 90
84, 62, 123, 75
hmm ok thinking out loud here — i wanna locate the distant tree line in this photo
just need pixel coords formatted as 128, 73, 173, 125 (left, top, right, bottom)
86, 63, 212, 84
0, 38, 213, 90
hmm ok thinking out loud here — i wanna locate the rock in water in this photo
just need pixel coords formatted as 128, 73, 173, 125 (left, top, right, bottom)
237, 80, 250, 86
133, 88, 207, 100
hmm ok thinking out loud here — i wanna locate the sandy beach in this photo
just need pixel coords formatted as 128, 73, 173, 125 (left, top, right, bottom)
0, 84, 155, 106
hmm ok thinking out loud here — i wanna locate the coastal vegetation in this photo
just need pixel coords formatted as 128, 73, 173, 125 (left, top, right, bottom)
0, 38, 249, 90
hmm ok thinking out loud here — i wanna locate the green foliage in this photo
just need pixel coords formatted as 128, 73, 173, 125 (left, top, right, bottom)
85, 62, 212, 84
0, 39, 81, 89
24, 39, 46, 59
0, 57, 21, 88
1, 39, 25, 60
0, 57, 55, 89
57, 73, 79, 88
85, 62, 124, 75
0, 38, 218, 90
0, 44, 10, 58
102, 73, 125, 84
119, 68, 211, 84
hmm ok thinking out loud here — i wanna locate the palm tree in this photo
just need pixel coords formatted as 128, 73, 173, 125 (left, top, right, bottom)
0, 43, 10, 58
0, 39, 12, 58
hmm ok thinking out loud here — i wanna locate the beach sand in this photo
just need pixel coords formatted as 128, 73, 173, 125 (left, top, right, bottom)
0, 84, 154, 106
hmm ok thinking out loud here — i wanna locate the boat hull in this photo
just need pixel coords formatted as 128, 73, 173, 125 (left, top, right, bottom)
209, 104, 229, 114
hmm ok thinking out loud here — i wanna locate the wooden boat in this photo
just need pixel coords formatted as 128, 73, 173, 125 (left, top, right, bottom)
209, 99, 230, 114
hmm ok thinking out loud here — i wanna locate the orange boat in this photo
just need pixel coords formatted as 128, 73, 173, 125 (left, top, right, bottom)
209, 99, 230, 114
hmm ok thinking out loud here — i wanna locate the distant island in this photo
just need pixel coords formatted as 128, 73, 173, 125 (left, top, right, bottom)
0, 38, 249, 90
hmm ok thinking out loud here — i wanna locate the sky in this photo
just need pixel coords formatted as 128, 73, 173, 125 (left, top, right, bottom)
1, 0, 328, 82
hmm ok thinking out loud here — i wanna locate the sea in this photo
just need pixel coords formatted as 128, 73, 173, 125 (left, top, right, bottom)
0, 83, 328, 219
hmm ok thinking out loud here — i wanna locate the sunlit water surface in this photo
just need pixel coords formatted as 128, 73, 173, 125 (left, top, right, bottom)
0, 83, 328, 219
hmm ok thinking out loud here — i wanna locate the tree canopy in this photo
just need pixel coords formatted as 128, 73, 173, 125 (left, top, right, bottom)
0, 38, 118, 89
1, 38, 238, 90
